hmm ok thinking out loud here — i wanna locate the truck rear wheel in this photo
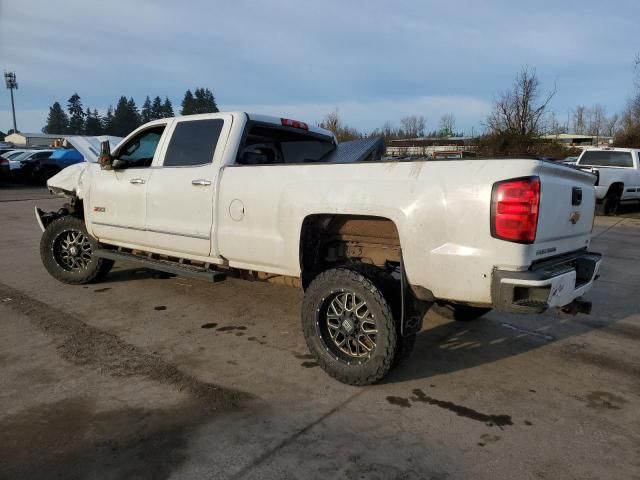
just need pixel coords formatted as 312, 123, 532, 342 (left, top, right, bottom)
301, 268, 397, 385
431, 303, 491, 321
40, 216, 114, 284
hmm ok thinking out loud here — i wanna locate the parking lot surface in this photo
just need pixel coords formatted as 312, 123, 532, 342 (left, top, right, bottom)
1, 187, 639, 480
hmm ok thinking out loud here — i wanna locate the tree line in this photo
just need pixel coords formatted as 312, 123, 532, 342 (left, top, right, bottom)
42, 88, 218, 137
319, 111, 463, 143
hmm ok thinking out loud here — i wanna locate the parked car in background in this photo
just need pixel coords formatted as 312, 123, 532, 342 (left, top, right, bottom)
575, 147, 640, 215
0, 147, 20, 156
1, 150, 34, 179
560, 156, 578, 165
0, 156, 10, 182
18, 150, 56, 183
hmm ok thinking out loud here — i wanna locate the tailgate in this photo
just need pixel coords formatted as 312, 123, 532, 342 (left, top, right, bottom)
534, 161, 597, 260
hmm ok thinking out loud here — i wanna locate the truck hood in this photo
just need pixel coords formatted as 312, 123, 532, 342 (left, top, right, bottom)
46, 135, 122, 198
64, 135, 123, 163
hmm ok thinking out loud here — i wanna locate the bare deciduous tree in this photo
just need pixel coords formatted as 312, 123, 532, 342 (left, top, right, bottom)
572, 106, 587, 135
588, 104, 606, 137
399, 115, 426, 138
546, 111, 566, 135
318, 109, 361, 142
486, 66, 556, 136
439, 113, 456, 136
605, 113, 619, 137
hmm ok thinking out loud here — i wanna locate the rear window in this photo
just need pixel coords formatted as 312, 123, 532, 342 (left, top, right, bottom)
579, 151, 634, 168
237, 124, 335, 165
164, 119, 224, 167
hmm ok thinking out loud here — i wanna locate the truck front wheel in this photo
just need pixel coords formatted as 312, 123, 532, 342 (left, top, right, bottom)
40, 216, 114, 284
602, 189, 621, 216
301, 268, 397, 385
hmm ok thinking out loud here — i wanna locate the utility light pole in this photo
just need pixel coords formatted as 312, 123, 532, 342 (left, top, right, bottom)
4, 71, 18, 133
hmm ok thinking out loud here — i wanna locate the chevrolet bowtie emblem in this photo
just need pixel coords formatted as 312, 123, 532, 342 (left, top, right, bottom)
569, 211, 581, 224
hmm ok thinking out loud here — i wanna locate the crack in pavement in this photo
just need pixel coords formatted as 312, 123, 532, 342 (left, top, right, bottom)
592, 218, 625, 239
228, 390, 364, 479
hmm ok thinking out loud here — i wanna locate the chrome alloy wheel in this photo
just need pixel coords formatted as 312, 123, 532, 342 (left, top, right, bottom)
321, 291, 378, 359
53, 229, 92, 271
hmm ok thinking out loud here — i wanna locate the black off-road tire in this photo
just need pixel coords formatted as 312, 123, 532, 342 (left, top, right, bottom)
431, 303, 491, 322
40, 216, 114, 284
302, 268, 398, 386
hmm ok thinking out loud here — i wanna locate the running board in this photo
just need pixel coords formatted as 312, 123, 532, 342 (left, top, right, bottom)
94, 249, 226, 283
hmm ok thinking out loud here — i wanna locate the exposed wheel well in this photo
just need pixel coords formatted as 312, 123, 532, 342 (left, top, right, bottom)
299, 214, 401, 288
38, 197, 84, 231
607, 182, 624, 197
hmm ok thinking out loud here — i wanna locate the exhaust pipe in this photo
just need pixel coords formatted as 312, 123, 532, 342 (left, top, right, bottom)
559, 297, 592, 316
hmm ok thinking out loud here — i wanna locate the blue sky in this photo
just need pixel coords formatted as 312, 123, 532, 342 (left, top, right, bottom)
1, 0, 638, 135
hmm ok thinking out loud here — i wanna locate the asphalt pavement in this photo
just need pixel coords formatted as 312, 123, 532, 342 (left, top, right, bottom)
1, 187, 638, 480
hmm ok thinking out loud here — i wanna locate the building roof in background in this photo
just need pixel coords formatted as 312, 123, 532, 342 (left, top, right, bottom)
541, 134, 613, 140
5, 132, 69, 138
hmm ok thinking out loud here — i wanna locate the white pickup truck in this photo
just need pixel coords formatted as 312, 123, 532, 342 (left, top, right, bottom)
575, 147, 640, 215
37, 112, 602, 385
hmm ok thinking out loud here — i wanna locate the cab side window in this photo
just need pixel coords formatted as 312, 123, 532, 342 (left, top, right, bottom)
117, 126, 166, 168
163, 119, 224, 167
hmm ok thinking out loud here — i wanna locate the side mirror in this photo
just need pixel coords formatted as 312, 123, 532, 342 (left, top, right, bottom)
99, 140, 113, 170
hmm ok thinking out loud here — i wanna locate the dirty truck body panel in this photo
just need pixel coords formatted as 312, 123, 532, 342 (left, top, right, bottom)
46, 112, 600, 309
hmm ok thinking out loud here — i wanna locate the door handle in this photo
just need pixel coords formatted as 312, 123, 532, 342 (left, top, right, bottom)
130, 178, 145, 184
192, 179, 212, 186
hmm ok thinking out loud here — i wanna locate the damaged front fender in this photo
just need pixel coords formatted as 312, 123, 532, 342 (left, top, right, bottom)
35, 205, 74, 232
46, 162, 90, 199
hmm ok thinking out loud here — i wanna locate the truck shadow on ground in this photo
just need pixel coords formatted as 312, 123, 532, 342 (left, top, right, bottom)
103, 267, 177, 283
385, 300, 640, 385
0, 397, 207, 480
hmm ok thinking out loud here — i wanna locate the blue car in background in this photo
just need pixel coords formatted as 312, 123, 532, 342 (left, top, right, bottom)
21, 149, 85, 184
16, 135, 123, 185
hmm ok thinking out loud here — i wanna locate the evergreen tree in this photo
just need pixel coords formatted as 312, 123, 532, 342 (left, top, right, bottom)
181, 89, 196, 115
103, 106, 114, 134
67, 93, 85, 134
181, 88, 219, 115
111, 96, 140, 136
193, 87, 218, 113
162, 97, 174, 117
141, 96, 152, 124
42, 101, 69, 134
127, 97, 141, 129
85, 108, 103, 135
151, 96, 164, 120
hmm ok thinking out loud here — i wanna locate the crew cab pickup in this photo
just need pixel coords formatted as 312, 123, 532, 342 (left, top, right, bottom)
37, 112, 602, 385
575, 147, 640, 215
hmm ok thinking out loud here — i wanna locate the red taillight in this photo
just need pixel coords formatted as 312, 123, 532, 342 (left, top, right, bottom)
281, 118, 309, 130
0, 157, 8, 166
491, 176, 540, 243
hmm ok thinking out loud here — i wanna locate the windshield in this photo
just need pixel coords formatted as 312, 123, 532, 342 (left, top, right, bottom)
579, 151, 634, 168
